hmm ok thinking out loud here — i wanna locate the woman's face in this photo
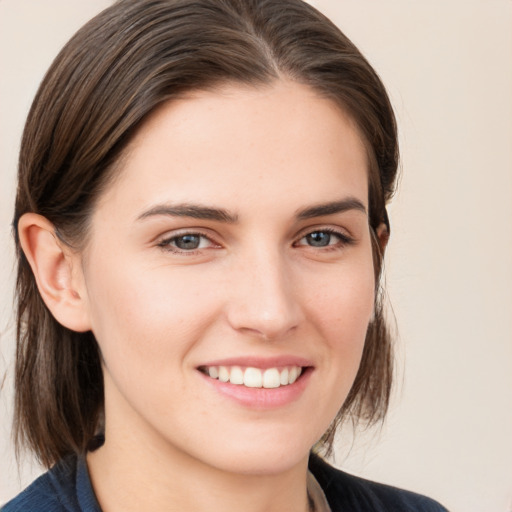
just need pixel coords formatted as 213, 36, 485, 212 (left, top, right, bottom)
79, 80, 376, 475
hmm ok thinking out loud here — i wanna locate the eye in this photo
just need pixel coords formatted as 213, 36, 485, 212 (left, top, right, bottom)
158, 232, 216, 253
295, 229, 353, 249
173, 234, 204, 250
304, 231, 333, 247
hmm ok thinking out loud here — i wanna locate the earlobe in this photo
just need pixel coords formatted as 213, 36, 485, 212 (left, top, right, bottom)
18, 213, 91, 332
375, 223, 389, 255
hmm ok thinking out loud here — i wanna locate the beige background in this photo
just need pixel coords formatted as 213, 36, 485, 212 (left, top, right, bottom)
1, 1, 511, 511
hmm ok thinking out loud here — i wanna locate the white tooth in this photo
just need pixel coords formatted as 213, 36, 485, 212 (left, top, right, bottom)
279, 367, 289, 386
208, 366, 219, 379
244, 367, 263, 388
288, 366, 298, 384
218, 366, 230, 382
263, 368, 281, 389
297, 367, 303, 378
230, 366, 244, 385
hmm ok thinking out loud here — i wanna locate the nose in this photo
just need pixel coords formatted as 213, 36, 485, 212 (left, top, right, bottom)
226, 247, 303, 341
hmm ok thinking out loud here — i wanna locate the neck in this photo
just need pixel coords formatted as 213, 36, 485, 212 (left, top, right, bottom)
87, 419, 311, 512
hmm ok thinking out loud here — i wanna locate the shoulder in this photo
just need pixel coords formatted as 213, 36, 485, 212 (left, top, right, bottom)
308, 453, 449, 512
1, 454, 99, 512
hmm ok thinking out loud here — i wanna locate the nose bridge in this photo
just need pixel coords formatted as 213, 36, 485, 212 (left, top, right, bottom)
227, 243, 301, 340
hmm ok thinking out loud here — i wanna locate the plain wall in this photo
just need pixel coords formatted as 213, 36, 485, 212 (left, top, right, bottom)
1, 1, 511, 511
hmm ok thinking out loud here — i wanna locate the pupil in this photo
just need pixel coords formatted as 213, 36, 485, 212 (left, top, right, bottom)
307, 232, 330, 247
175, 235, 200, 250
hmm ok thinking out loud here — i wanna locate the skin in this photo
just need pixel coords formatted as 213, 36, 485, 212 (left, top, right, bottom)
20, 80, 385, 512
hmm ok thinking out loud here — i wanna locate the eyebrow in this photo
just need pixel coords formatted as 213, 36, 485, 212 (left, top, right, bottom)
296, 198, 367, 220
136, 197, 366, 224
137, 203, 239, 223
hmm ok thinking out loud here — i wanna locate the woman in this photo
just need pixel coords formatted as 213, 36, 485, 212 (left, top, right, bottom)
4, 0, 447, 510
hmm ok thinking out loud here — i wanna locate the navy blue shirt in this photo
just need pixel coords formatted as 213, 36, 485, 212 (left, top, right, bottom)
2, 456, 100, 512
2, 453, 448, 511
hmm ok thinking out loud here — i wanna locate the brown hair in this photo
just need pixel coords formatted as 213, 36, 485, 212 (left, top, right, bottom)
13, 0, 398, 467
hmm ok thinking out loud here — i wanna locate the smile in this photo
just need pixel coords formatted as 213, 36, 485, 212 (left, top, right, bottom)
199, 365, 303, 389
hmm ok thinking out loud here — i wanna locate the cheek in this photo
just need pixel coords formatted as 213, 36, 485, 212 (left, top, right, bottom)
82, 257, 220, 374
302, 254, 376, 382
82, 260, 225, 423
305, 257, 375, 334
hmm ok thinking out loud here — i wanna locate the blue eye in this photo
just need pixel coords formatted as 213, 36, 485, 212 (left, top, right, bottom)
158, 232, 214, 252
305, 231, 333, 247
173, 234, 202, 250
296, 229, 352, 249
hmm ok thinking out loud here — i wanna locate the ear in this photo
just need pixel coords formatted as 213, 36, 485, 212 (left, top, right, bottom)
18, 213, 91, 332
375, 223, 389, 255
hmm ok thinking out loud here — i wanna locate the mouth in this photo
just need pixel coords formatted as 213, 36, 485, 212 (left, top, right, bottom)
198, 365, 305, 389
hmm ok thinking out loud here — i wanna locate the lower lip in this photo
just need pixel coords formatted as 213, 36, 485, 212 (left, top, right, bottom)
198, 368, 313, 409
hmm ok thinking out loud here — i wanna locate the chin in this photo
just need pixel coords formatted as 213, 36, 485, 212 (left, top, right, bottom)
215, 451, 309, 477
194, 430, 318, 477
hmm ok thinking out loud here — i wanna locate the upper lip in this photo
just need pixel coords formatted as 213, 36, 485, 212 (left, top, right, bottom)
197, 355, 314, 369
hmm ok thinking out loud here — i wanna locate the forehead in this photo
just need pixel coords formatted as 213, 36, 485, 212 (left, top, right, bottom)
94, 80, 369, 220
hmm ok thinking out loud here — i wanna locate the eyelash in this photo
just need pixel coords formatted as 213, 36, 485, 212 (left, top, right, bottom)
294, 228, 355, 251
157, 227, 354, 255
157, 231, 216, 255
